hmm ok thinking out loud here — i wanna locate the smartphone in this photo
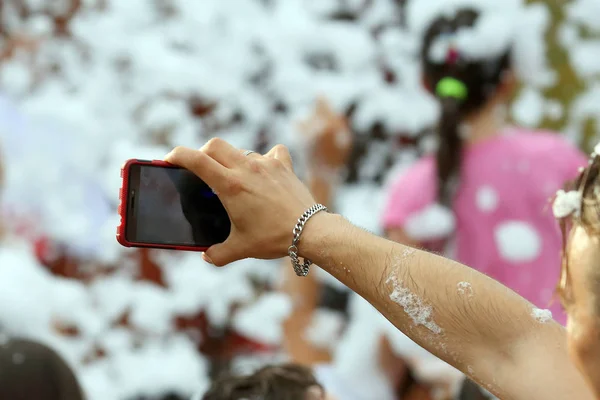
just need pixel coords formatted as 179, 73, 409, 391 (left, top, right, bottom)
117, 159, 231, 251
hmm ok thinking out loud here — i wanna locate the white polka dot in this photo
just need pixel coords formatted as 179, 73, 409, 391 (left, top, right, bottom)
494, 221, 542, 263
476, 186, 498, 213
404, 204, 455, 241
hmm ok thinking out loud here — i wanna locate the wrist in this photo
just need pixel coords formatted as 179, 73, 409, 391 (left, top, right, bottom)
295, 212, 345, 263
292, 211, 386, 300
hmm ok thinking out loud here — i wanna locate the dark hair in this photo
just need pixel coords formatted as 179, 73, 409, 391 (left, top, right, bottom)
202, 364, 322, 400
0, 337, 84, 400
421, 9, 512, 206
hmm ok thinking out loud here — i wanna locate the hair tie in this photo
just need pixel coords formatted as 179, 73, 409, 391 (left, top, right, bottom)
446, 47, 460, 65
435, 77, 468, 100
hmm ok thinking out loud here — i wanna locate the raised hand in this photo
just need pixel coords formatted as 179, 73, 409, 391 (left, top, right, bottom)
297, 96, 353, 170
164, 139, 318, 266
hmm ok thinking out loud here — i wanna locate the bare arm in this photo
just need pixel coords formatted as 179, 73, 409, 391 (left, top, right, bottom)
300, 212, 593, 400
165, 141, 593, 399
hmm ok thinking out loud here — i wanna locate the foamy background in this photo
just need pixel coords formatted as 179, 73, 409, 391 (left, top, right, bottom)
0, 0, 598, 399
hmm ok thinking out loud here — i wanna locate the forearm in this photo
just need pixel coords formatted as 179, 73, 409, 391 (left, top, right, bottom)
298, 213, 576, 396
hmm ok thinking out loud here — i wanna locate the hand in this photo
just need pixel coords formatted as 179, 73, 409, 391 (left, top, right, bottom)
297, 96, 353, 170
165, 139, 317, 266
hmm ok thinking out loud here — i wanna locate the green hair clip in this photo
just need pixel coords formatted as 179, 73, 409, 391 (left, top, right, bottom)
435, 77, 468, 100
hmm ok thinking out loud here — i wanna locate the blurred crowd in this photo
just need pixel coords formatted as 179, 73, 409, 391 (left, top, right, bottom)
0, 0, 599, 399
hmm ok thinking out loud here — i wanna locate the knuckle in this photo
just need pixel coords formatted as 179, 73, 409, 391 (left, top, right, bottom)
225, 175, 244, 194
204, 137, 222, 155
274, 144, 291, 156
169, 146, 186, 160
248, 159, 264, 174
265, 157, 284, 170
207, 137, 223, 146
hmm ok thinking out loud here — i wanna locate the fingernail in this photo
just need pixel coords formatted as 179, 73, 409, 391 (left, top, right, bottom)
202, 253, 213, 264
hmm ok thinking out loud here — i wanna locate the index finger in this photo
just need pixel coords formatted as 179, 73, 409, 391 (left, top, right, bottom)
165, 146, 230, 191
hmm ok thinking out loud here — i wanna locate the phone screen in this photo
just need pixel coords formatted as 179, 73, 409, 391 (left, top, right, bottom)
126, 164, 230, 247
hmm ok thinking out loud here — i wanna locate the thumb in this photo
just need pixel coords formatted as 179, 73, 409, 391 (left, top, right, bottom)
202, 237, 244, 267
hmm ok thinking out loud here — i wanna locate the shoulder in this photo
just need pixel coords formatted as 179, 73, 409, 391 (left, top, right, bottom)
503, 129, 583, 158
500, 129, 587, 175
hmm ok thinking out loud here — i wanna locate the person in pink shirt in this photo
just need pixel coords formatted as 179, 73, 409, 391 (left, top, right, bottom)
382, 8, 587, 326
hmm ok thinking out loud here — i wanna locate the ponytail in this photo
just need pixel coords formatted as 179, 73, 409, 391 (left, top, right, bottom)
434, 77, 468, 206
421, 8, 511, 208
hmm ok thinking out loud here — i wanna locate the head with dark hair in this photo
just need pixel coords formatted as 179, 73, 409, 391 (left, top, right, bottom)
202, 364, 326, 400
421, 8, 513, 206
0, 337, 84, 400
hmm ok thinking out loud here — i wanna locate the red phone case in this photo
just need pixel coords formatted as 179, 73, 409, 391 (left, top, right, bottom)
116, 159, 209, 252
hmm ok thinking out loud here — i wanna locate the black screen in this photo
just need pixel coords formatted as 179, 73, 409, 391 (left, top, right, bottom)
128, 164, 230, 247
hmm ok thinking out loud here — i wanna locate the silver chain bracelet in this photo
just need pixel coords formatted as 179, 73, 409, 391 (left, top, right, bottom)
288, 204, 329, 277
